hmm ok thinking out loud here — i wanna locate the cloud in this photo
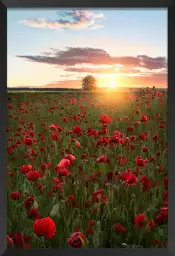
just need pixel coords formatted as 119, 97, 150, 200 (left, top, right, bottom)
45, 80, 81, 88
123, 73, 167, 87
63, 66, 151, 75
64, 66, 115, 74
18, 9, 104, 30
17, 47, 167, 71
136, 55, 167, 70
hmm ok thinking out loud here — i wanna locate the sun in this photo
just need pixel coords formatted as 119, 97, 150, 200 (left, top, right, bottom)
107, 77, 118, 88
98, 76, 120, 89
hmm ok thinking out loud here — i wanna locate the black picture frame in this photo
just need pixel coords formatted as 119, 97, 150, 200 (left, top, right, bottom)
0, 1, 174, 256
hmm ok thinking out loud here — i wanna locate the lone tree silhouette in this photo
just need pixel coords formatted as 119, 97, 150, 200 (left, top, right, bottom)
81, 75, 97, 91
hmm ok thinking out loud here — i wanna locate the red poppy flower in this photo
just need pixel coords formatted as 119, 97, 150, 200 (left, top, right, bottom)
75, 141, 81, 147
40, 146, 46, 152
20, 165, 33, 174
55, 166, 70, 176
138, 132, 147, 141
148, 220, 156, 230
63, 154, 76, 164
69, 98, 77, 103
142, 147, 149, 152
58, 159, 71, 169
127, 126, 134, 132
24, 137, 33, 146
163, 177, 168, 190
8, 104, 13, 109
134, 121, 140, 127
85, 220, 95, 236
140, 114, 148, 122
130, 135, 136, 141
113, 223, 126, 233
117, 155, 128, 166
24, 196, 34, 209
51, 132, 59, 141
91, 189, 108, 203
119, 172, 137, 186
67, 195, 77, 208
96, 155, 107, 163
155, 208, 168, 225
10, 192, 20, 200
7, 235, 13, 245
8, 233, 32, 248
140, 176, 150, 191
136, 156, 148, 168
72, 126, 82, 134
67, 232, 88, 248
99, 114, 112, 124
152, 133, 159, 140
28, 208, 40, 219
29, 131, 35, 137
26, 171, 40, 181
106, 171, 116, 181
135, 214, 147, 228
33, 217, 56, 239
63, 117, 68, 122
159, 123, 165, 128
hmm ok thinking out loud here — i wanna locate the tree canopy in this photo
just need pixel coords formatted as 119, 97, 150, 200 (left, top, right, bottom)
81, 75, 97, 91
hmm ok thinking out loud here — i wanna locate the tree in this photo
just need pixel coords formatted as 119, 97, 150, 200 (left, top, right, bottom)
81, 75, 97, 91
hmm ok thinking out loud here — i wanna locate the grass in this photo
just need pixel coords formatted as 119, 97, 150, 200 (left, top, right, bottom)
7, 87, 168, 248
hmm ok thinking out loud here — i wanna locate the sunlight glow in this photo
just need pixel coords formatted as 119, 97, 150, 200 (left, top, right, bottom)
97, 75, 122, 88
106, 77, 118, 88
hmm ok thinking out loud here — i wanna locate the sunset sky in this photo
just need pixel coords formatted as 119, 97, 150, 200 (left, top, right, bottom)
8, 9, 167, 88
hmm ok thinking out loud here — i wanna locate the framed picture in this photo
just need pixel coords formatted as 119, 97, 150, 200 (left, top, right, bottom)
0, 0, 174, 255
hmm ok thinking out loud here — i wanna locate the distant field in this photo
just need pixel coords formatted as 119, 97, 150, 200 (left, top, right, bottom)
7, 87, 168, 248
7, 87, 167, 93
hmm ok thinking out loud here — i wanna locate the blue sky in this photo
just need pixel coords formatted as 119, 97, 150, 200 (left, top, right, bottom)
7, 9, 167, 88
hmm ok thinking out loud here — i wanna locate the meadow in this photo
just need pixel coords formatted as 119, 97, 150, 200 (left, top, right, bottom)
7, 87, 168, 248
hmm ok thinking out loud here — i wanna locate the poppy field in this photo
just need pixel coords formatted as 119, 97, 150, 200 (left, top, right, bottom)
7, 87, 168, 248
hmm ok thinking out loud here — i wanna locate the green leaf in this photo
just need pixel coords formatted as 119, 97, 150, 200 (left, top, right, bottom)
50, 204, 60, 218
93, 234, 100, 248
